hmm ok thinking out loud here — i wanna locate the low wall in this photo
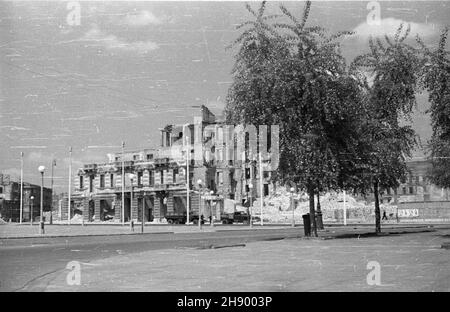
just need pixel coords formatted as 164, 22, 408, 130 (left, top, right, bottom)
396, 201, 450, 221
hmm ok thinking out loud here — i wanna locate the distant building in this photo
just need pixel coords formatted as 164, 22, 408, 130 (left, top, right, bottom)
370, 159, 450, 207
0, 173, 52, 222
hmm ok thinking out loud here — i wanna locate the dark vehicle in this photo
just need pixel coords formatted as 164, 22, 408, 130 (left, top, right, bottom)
221, 211, 250, 224
165, 212, 204, 225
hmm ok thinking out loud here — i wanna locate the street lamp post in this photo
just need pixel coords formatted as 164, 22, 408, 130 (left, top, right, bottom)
68, 147, 72, 225
38, 166, 45, 235
50, 159, 55, 225
249, 183, 253, 228
30, 196, 34, 225
290, 187, 295, 227
129, 173, 135, 232
20, 152, 24, 224
197, 179, 202, 230
209, 190, 214, 227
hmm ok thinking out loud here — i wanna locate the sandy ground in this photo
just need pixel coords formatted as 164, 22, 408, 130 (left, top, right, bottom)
44, 228, 450, 292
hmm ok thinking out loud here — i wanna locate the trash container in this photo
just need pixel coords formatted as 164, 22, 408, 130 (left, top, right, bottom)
302, 213, 311, 237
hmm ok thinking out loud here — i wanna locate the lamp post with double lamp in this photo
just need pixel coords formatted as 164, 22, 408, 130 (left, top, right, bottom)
30, 196, 34, 225
248, 183, 253, 228
197, 179, 202, 230
38, 165, 45, 235
290, 187, 295, 227
129, 173, 135, 232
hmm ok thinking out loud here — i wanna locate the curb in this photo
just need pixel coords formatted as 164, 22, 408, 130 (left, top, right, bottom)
326, 228, 436, 239
0, 231, 174, 240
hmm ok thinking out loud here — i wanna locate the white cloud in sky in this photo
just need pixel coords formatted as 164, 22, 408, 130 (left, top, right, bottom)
79, 25, 159, 54
122, 10, 162, 27
353, 18, 437, 39
1, 168, 21, 179
27, 151, 52, 164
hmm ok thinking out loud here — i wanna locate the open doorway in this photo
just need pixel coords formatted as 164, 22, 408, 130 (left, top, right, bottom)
88, 200, 94, 222
159, 196, 167, 219
145, 196, 154, 222
100, 199, 114, 221
124, 197, 131, 222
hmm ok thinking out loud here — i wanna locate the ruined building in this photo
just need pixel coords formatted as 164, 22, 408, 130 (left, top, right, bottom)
61, 106, 276, 223
0, 173, 52, 222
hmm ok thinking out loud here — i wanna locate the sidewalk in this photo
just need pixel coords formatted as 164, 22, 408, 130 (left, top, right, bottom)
0, 222, 441, 239
0, 223, 296, 239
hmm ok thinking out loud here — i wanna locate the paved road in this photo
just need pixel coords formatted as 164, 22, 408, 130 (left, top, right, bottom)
1, 224, 447, 292
0, 227, 304, 291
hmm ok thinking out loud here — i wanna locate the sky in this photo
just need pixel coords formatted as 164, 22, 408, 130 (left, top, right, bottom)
1, 0, 449, 193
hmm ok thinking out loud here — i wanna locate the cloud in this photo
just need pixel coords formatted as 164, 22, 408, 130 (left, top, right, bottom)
353, 18, 437, 39
27, 151, 53, 164
1, 168, 21, 179
79, 25, 158, 54
122, 10, 162, 27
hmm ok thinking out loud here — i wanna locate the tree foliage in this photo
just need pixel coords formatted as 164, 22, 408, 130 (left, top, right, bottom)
417, 27, 450, 188
350, 24, 420, 233
226, 1, 363, 236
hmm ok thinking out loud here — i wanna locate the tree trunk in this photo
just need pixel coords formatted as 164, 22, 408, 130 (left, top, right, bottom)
374, 180, 381, 234
316, 192, 323, 230
308, 186, 318, 237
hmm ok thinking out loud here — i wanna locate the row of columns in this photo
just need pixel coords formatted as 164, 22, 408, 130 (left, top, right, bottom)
63, 191, 208, 223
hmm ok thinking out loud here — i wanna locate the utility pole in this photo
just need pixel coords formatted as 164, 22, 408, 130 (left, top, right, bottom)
38, 166, 45, 234
249, 183, 253, 228
197, 179, 203, 230
129, 173, 135, 231
259, 152, 264, 226
121, 141, 125, 225
290, 187, 295, 227
20, 152, 23, 224
50, 159, 55, 224
68, 147, 72, 225
185, 134, 190, 225
210, 190, 214, 227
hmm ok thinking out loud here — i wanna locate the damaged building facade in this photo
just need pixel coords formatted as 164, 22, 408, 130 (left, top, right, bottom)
0, 173, 52, 222
62, 106, 276, 223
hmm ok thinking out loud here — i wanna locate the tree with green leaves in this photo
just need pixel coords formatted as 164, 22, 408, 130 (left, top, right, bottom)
226, 1, 364, 236
351, 24, 420, 233
417, 27, 450, 189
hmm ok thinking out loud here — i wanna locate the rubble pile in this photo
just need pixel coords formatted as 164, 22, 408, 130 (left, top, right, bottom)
70, 213, 84, 224
251, 189, 397, 223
